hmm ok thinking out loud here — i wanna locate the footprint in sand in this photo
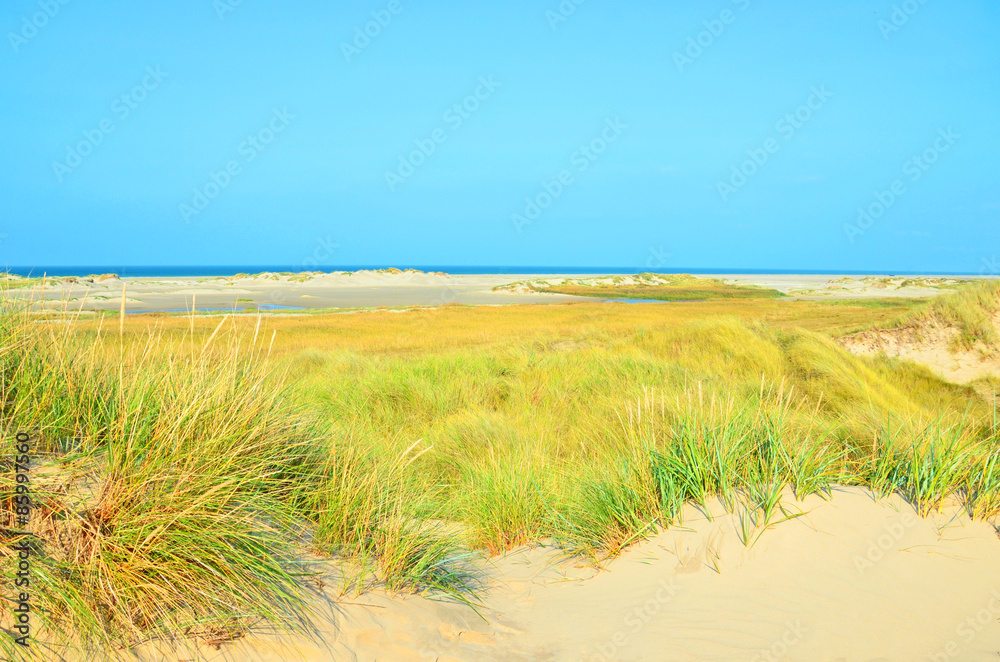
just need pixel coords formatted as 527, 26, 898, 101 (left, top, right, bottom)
438, 623, 496, 645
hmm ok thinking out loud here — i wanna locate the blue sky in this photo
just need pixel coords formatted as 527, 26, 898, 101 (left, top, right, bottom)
1, 0, 998, 272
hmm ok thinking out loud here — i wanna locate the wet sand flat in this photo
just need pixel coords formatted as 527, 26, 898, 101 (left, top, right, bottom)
6, 271, 974, 313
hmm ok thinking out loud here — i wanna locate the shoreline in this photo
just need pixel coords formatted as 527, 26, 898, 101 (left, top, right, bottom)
4, 271, 989, 313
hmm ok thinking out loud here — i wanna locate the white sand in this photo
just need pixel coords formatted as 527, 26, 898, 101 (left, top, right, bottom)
123, 487, 1000, 661
6, 271, 590, 313
714, 274, 970, 300
5, 272, 978, 313
842, 311, 1000, 384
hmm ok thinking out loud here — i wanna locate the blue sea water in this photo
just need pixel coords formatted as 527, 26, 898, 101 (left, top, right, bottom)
1, 266, 981, 278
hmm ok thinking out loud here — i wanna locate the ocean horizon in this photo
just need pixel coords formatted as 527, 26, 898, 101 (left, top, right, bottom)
2, 266, 988, 278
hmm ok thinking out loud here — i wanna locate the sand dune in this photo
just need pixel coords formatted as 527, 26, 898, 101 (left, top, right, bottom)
841, 311, 1000, 384
118, 487, 1000, 662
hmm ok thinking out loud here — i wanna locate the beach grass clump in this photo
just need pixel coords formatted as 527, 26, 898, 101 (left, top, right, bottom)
550, 457, 660, 560
551, 385, 812, 557
851, 418, 995, 517
893, 425, 973, 516
0, 304, 319, 654
930, 279, 1000, 348
550, 377, 999, 558
964, 446, 1000, 520
300, 435, 476, 596
555, 393, 997, 558
534, 273, 785, 301
26, 450, 308, 651
426, 412, 551, 553
0, 302, 474, 656
452, 447, 549, 554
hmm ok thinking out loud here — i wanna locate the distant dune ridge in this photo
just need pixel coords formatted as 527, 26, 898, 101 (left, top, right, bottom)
0, 270, 986, 314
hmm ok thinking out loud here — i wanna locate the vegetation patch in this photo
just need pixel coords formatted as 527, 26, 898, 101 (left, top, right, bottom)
844, 279, 1000, 352
497, 273, 785, 301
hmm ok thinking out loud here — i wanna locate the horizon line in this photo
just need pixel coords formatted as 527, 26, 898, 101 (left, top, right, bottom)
2, 265, 994, 278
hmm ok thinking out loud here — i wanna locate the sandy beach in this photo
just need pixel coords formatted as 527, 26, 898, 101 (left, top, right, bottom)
6, 272, 587, 313
4, 271, 974, 314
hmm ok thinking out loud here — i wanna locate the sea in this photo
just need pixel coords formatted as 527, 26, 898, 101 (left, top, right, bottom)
0, 266, 982, 278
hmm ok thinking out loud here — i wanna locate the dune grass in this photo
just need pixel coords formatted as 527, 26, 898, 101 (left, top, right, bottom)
286, 311, 999, 559
0, 302, 469, 658
929, 279, 1000, 347
854, 279, 1000, 349
0, 308, 319, 655
2, 284, 1000, 655
525, 273, 785, 301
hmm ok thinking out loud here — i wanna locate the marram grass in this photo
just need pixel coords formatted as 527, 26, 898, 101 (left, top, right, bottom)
2, 282, 1000, 655
0, 299, 469, 658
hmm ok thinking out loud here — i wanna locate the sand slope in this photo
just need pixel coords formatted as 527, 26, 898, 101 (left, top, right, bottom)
840, 312, 1000, 384
117, 487, 1000, 662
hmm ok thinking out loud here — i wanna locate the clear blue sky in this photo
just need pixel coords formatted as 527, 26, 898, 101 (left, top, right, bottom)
2, 0, 998, 272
